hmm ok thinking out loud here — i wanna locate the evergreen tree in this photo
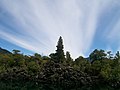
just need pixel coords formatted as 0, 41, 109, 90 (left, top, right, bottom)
55, 36, 65, 63
66, 51, 73, 65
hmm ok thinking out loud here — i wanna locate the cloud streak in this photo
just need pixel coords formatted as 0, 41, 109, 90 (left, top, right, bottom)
0, 0, 120, 58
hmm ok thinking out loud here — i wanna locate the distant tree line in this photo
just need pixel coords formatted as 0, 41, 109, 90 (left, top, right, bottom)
0, 36, 120, 89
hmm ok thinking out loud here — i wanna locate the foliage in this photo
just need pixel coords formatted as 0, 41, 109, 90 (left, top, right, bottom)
89, 49, 107, 63
66, 51, 73, 66
0, 37, 120, 88
55, 36, 65, 63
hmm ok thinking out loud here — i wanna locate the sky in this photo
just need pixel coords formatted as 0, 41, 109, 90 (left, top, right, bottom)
0, 0, 120, 59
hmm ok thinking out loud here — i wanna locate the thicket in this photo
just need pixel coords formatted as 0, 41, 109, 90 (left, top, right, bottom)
0, 36, 120, 88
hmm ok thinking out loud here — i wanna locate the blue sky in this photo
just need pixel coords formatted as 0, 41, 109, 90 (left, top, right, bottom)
0, 0, 120, 58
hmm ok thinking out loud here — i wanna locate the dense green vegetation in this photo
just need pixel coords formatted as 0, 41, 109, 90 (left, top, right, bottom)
0, 36, 120, 89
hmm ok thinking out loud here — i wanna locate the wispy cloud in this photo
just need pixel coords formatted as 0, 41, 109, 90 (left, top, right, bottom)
0, 30, 41, 53
0, 0, 119, 58
108, 19, 120, 51
104, 2, 120, 51
108, 20, 120, 41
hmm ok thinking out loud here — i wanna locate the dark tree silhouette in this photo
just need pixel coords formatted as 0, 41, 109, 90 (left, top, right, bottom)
55, 36, 65, 63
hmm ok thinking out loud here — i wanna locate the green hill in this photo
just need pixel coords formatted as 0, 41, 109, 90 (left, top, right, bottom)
0, 47, 11, 54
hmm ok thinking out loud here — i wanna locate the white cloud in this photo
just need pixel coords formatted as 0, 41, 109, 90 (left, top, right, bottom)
108, 20, 120, 41
0, 30, 38, 52
108, 19, 120, 52
0, 0, 115, 58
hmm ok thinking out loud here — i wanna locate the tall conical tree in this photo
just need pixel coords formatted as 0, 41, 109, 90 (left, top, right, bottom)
55, 36, 65, 63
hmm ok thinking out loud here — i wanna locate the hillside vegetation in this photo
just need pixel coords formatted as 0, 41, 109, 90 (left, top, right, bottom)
0, 36, 120, 89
